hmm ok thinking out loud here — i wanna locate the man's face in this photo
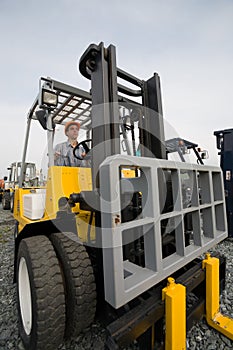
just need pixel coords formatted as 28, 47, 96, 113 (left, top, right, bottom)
66, 125, 79, 140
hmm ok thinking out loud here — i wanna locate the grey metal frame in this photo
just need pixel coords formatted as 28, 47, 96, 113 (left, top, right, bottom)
79, 42, 167, 188
99, 154, 227, 308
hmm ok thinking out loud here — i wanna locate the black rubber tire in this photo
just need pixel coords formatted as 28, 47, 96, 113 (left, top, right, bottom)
2, 192, 10, 210
16, 235, 66, 350
49, 232, 96, 338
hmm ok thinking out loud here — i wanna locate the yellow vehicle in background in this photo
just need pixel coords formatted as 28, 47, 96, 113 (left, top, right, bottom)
2, 161, 38, 211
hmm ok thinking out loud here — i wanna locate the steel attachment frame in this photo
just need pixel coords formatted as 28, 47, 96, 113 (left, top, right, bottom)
99, 155, 227, 308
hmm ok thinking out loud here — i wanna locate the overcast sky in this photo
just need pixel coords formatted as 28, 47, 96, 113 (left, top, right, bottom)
0, 0, 233, 177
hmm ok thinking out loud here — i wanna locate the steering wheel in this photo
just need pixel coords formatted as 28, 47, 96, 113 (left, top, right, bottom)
73, 139, 92, 160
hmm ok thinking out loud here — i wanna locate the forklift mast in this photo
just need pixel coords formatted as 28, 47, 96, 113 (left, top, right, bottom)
214, 128, 233, 238
79, 42, 166, 188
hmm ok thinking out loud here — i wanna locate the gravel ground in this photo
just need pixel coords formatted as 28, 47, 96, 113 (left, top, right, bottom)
0, 206, 233, 350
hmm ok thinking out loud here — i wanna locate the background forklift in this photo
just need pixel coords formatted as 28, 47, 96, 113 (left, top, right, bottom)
166, 137, 208, 164
0, 178, 4, 202
1, 161, 38, 211
13, 42, 230, 350
214, 128, 233, 238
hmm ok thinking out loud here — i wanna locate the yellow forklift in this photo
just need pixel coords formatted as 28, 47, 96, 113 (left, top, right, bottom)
2, 161, 38, 211
13, 42, 233, 350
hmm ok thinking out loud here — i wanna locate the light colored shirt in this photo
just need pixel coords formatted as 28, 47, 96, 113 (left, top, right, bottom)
54, 141, 86, 167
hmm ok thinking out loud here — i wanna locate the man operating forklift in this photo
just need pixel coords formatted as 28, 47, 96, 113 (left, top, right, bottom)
54, 121, 87, 166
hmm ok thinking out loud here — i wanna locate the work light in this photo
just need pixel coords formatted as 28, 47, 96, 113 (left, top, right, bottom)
40, 88, 58, 107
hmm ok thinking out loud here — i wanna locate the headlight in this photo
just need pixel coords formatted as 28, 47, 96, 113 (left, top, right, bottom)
40, 88, 58, 107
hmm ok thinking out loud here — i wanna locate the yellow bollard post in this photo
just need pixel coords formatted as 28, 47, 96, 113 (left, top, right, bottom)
162, 277, 186, 350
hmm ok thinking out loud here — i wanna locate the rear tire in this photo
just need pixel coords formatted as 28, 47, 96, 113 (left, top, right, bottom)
17, 235, 65, 350
2, 192, 10, 210
50, 232, 96, 338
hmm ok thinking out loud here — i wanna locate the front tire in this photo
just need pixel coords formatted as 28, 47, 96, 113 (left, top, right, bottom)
50, 232, 96, 338
17, 235, 66, 350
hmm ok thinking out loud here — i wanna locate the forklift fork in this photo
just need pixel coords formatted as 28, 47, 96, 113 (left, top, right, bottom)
202, 253, 233, 340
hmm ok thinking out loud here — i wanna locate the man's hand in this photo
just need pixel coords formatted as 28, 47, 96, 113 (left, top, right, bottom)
54, 151, 61, 159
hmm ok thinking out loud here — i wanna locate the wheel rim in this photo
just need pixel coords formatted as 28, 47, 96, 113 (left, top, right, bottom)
18, 257, 32, 335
